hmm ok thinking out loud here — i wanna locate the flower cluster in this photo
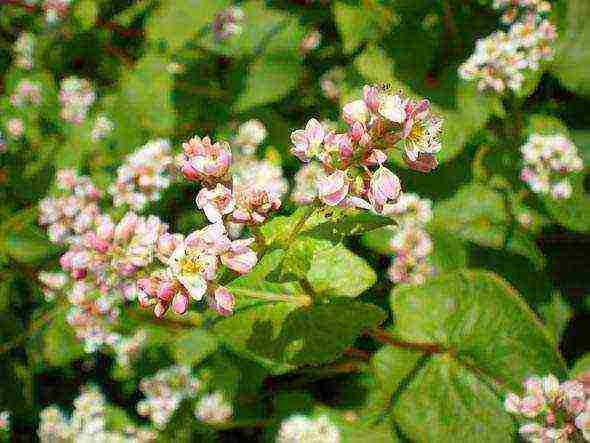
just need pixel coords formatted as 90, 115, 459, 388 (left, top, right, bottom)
385, 193, 435, 285
137, 366, 200, 429
43, 0, 72, 24
38, 386, 156, 442
38, 169, 102, 245
291, 162, 328, 205
137, 223, 256, 317
459, 0, 556, 92
6, 118, 24, 139
0, 411, 10, 434
91, 115, 115, 142
212, 6, 244, 41
38, 271, 69, 302
59, 77, 96, 124
505, 373, 590, 442
109, 139, 175, 210
290, 85, 442, 212
13, 32, 35, 70
10, 79, 42, 108
194, 392, 233, 424
181, 134, 286, 226
520, 134, 584, 199
232, 119, 267, 156
277, 414, 341, 443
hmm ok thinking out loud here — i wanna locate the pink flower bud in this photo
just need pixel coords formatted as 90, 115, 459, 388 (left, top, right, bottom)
210, 286, 234, 316
172, 292, 189, 315
196, 184, 235, 224
363, 85, 381, 113
181, 136, 232, 181
368, 167, 402, 210
317, 170, 350, 206
157, 282, 176, 302
221, 238, 257, 274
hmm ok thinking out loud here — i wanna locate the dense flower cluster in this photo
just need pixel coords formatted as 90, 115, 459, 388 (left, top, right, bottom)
212, 6, 244, 41
137, 223, 256, 317
38, 386, 156, 442
14, 32, 35, 70
505, 373, 590, 442
385, 193, 435, 285
459, 0, 556, 92
0, 411, 10, 434
194, 392, 233, 424
137, 366, 200, 429
91, 115, 115, 142
109, 139, 175, 210
277, 414, 341, 443
520, 134, 584, 199
43, 0, 72, 24
59, 77, 96, 124
290, 84, 442, 212
10, 79, 42, 108
38, 169, 102, 245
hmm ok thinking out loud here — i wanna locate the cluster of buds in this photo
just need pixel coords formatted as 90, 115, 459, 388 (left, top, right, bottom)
231, 119, 267, 156
137, 366, 200, 429
91, 115, 115, 142
459, 0, 556, 93
277, 414, 341, 443
10, 79, 42, 108
38, 386, 157, 442
505, 373, 590, 442
385, 193, 435, 285
0, 411, 9, 434
194, 392, 233, 424
59, 76, 96, 124
6, 118, 24, 139
13, 32, 35, 70
109, 139, 175, 210
290, 84, 442, 212
137, 223, 256, 317
520, 134, 583, 199
112, 329, 148, 367
212, 6, 244, 41
38, 169, 102, 245
43, 0, 72, 24
37, 271, 68, 302
181, 134, 286, 226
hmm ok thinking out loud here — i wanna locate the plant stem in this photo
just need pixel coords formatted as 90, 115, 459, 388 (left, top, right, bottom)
367, 328, 445, 354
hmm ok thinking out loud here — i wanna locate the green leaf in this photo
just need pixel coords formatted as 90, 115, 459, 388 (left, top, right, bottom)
570, 353, 590, 378
212, 301, 385, 374
550, 0, 590, 96
543, 173, 590, 233
538, 292, 572, 344
526, 114, 570, 137
146, 0, 230, 50
1, 223, 60, 264
280, 237, 333, 281
172, 329, 218, 367
233, 53, 302, 111
572, 130, 590, 167
307, 244, 376, 298
363, 270, 565, 441
74, 0, 98, 30
333, 0, 392, 54
432, 184, 507, 249
118, 53, 175, 134
42, 309, 85, 366
430, 229, 469, 273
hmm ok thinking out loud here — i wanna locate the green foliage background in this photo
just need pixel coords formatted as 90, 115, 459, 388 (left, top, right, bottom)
1, 0, 590, 441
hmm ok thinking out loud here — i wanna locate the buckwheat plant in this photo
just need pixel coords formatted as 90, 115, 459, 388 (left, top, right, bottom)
520, 133, 584, 199
277, 414, 341, 443
137, 366, 200, 429
291, 85, 442, 211
38, 386, 157, 442
459, 0, 556, 93
58, 77, 96, 124
505, 374, 590, 442
109, 139, 175, 210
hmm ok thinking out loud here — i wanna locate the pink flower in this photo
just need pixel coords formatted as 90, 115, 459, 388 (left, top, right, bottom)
181, 135, 232, 182
221, 238, 257, 274
290, 118, 325, 161
368, 167, 402, 212
196, 184, 235, 224
317, 170, 350, 206
171, 292, 189, 315
342, 99, 369, 125
210, 286, 234, 316
157, 233, 184, 258
232, 186, 281, 225
400, 100, 443, 162
378, 93, 407, 124
362, 85, 381, 113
